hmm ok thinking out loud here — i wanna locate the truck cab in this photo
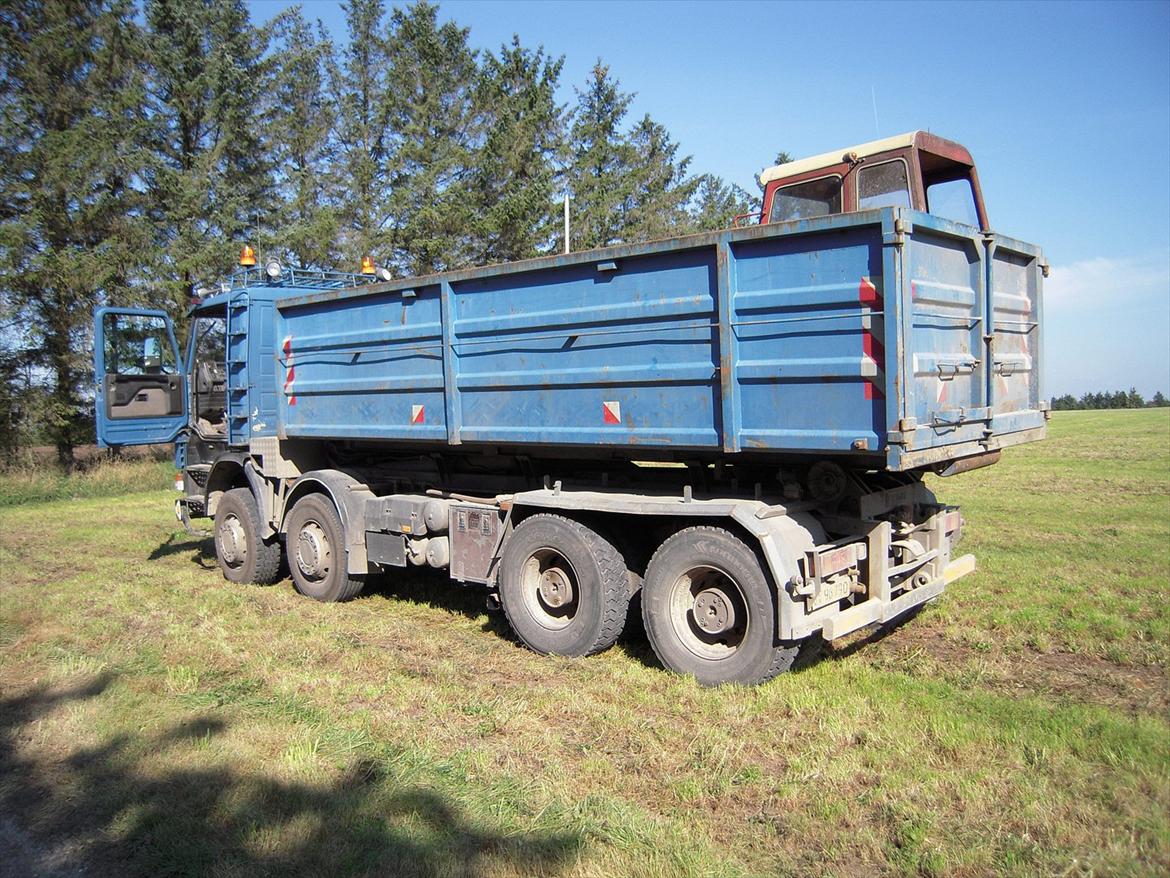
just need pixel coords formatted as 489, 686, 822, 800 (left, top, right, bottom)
95, 266, 382, 466
758, 130, 989, 231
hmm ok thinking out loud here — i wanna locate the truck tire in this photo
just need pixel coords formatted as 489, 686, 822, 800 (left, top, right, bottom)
642, 526, 799, 686
213, 487, 282, 585
284, 493, 365, 603
499, 514, 629, 658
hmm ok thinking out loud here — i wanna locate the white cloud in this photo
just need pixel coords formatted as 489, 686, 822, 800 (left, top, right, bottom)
1045, 253, 1170, 307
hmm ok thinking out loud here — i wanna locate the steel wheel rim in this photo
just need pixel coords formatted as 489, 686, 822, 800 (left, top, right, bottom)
519, 547, 579, 631
295, 518, 332, 584
217, 513, 248, 570
666, 565, 748, 661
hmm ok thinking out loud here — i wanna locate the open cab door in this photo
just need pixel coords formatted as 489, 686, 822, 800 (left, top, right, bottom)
94, 307, 187, 447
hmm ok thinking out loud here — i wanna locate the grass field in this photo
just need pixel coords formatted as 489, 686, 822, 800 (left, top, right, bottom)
0, 410, 1167, 877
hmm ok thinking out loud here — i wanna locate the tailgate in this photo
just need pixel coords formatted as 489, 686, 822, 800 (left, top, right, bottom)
987, 233, 1045, 434
888, 211, 1046, 470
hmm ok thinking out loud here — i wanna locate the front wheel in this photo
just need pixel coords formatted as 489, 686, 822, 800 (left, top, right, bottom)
284, 494, 365, 603
498, 514, 629, 657
213, 487, 282, 585
642, 526, 799, 686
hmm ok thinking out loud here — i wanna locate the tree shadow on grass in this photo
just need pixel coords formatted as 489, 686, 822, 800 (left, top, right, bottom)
0, 675, 582, 877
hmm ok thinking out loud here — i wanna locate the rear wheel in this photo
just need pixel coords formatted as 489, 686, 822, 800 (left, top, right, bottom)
642, 526, 799, 686
499, 514, 629, 657
285, 494, 365, 603
213, 487, 282, 585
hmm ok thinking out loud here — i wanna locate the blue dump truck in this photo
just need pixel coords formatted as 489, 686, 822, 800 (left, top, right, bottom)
95, 131, 1047, 685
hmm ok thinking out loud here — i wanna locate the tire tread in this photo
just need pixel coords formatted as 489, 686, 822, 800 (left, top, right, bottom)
217, 487, 282, 585
642, 525, 799, 686
285, 493, 365, 603
500, 513, 628, 657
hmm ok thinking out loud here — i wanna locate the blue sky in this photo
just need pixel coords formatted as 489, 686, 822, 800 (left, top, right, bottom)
252, 0, 1170, 397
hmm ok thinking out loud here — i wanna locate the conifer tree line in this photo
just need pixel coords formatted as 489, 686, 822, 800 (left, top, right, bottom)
1050, 390, 1168, 410
0, 0, 758, 467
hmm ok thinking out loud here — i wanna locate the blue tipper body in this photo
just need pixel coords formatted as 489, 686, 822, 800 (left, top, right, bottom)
251, 207, 1043, 471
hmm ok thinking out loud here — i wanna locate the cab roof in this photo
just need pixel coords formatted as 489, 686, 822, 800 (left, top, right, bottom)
188, 266, 380, 314
758, 131, 975, 186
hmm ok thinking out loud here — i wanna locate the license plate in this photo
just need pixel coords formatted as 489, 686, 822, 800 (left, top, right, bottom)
810, 575, 853, 610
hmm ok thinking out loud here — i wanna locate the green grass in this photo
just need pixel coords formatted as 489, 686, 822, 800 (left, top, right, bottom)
0, 410, 1167, 877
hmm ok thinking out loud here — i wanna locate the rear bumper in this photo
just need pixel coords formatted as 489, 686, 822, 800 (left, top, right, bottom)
888, 424, 1046, 471
819, 553, 975, 641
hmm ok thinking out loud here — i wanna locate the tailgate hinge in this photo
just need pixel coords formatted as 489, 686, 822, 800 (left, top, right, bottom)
884, 217, 910, 247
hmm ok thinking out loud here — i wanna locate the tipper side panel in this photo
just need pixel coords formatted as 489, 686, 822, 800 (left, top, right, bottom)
449, 247, 721, 447
271, 210, 1043, 465
278, 288, 448, 441
275, 217, 894, 456
729, 224, 887, 453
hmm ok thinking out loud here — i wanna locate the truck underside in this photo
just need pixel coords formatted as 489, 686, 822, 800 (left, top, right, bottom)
174, 432, 973, 686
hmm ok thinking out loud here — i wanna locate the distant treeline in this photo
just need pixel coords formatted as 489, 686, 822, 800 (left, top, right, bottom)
1050, 390, 1168, 411
1, 0, 771, 467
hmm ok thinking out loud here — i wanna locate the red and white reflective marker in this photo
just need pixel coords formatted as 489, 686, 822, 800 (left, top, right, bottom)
602, 400, 621, 424
859, 277, 885, 401
411, 404, 425, 424
282, 335, 297, 406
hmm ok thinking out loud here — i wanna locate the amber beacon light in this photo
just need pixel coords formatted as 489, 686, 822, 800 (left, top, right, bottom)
360, 255, 376, 275
239, 244, 257, 266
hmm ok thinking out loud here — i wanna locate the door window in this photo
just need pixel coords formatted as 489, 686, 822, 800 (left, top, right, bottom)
101, 312, 182, 421
192, 315, 228, 436
103, 312, 178, 375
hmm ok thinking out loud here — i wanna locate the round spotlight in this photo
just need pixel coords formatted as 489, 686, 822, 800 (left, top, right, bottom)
376, 266, 392, 282
265, 260, 283, 279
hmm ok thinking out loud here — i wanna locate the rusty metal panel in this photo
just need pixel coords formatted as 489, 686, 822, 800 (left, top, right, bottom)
730, 223, 888, 453
986, 234, 1046, 436
450, 504, 502, 584
901, 213, 988, 449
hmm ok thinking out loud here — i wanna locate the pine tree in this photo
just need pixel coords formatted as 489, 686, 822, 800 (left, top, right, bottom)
142, 0, 273, 310
265, 7, 338, 270
563, 62, 637, 250
622, 114, 698, 241
381, 1, 481, 276
0, 0, 151, 468
326, 0, 392, 269
688, 173, 757, 232
469, 37, 564, 264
